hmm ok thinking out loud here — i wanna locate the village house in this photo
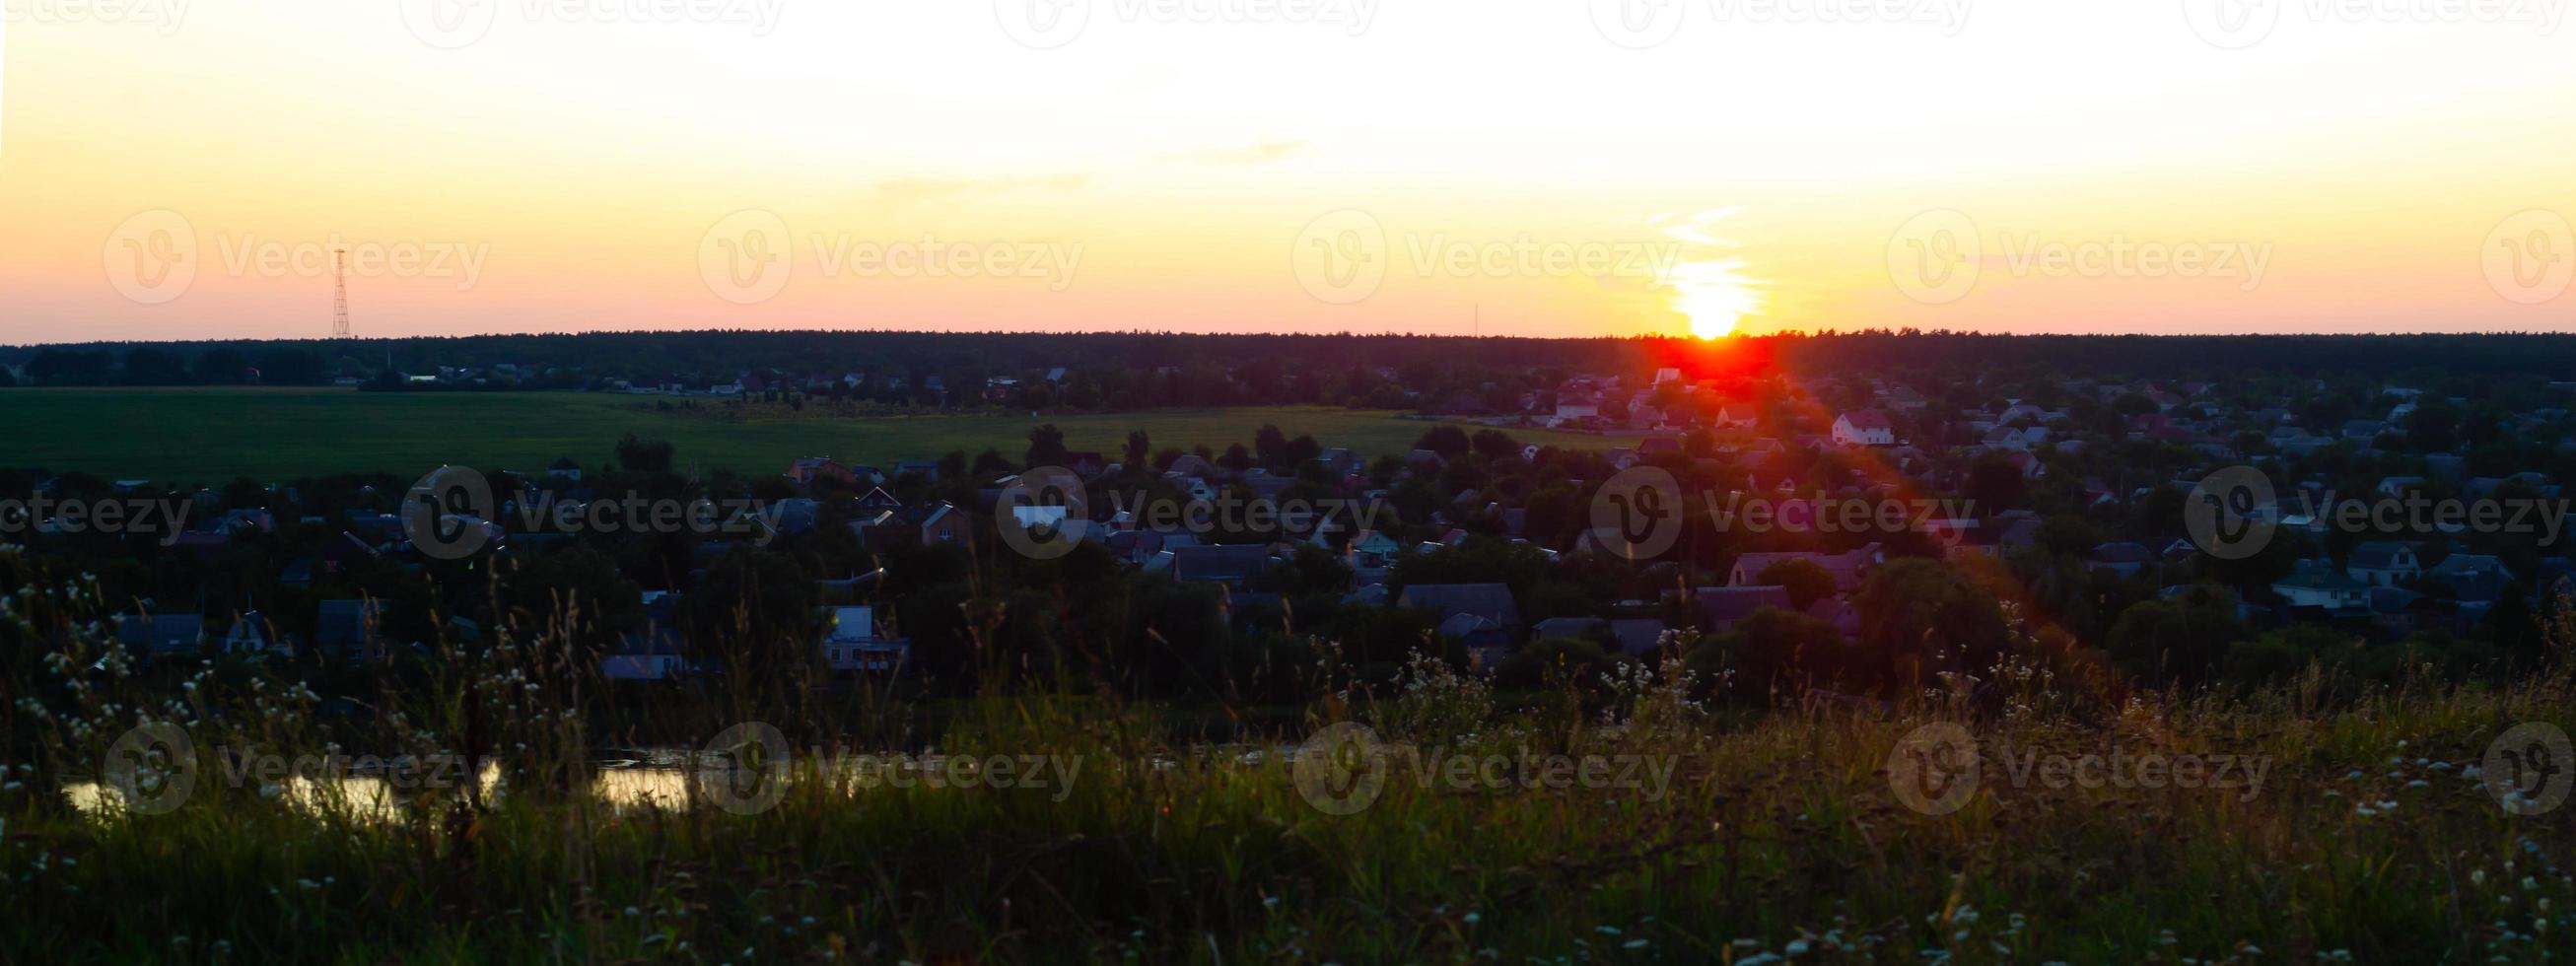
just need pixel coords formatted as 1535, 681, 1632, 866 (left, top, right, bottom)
1831, 410, 1896, 447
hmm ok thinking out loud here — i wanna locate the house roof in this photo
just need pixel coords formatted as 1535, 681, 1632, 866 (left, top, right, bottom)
1531, 617, 1603, 641
2348, 541, 2416, 571
1397, 583, 1522, 629
1608, 618, 1668, 656
1840, 410, 1892, 431
2089, 542, 2155, 565
1695, 586, 1793, 624
1171, 544, 1274, 585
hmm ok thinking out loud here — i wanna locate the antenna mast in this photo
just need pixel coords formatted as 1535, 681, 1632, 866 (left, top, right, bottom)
330, 247, 352, 338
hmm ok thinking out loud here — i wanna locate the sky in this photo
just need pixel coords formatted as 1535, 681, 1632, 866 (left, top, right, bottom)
1, 0, 2572, 344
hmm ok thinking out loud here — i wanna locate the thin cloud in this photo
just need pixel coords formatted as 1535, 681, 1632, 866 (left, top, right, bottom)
870, 173, 1092, 209
1164, 139, 1306, 168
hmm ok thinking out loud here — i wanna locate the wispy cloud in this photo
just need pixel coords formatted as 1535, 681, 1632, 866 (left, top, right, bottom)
1652, 208, 1763, 334
870, 173, 1092, 209
1163, 139, 1306, 168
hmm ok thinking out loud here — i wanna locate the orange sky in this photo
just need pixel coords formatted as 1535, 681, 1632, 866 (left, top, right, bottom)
1, 0, 2571, 344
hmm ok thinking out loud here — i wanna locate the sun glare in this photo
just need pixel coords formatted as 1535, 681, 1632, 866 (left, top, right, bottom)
1657, 209, 1760, 340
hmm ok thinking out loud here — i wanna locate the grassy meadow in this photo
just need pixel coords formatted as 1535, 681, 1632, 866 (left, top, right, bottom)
0, 387, 1617, 485
6, 599, 2573, 963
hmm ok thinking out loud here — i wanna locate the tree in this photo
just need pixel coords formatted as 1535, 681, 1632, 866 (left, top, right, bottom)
1756, 559, 1838, 610
1254, 424, 1288, 468
1692, 606, 1847, 700
499, 548, 645, 658
683, 548, 820, 684
2106, 593, 2250, 686
1414, 425, 1472, 458
1963, 451, 2029, 515
1853, 558, 2012, 692
1124, 430, 1151, 471
615, 434, 675, 473
1026, 424, 1068, 468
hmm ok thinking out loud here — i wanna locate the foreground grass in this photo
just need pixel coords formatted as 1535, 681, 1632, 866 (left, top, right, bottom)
6, 679, 2571, 964
0, 388, 1621, 484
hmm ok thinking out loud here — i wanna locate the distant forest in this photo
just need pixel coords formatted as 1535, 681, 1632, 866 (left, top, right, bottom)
6, 330, 2576, 394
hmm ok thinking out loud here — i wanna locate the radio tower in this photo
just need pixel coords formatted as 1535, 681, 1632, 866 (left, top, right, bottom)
330, 247, 352, 339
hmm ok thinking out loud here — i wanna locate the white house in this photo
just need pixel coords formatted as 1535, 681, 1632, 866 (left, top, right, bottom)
1832, 410, 1896, 447
824, 605, 909, 674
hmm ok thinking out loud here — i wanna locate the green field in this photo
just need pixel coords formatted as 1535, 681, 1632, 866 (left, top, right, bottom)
0, 387, 1620, 485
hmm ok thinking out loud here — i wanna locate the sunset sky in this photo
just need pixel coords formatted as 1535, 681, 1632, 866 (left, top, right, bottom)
1, 0, 2571, 343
